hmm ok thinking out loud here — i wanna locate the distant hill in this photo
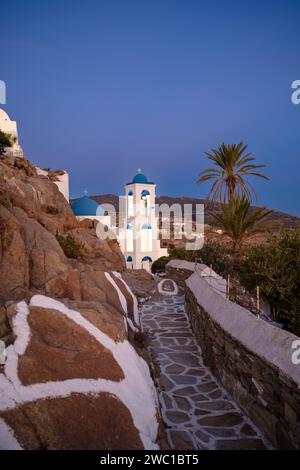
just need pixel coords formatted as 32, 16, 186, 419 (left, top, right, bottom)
89, 194, 300, 229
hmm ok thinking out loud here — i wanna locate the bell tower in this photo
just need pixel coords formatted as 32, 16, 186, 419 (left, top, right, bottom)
121, 169, 168, 270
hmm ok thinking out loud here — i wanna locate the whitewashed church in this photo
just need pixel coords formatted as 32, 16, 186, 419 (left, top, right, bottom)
0, 108, 168, 271
118, 170, 168, 270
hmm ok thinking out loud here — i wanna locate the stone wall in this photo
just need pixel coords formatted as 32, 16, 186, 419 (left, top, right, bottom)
165, 260, 199, 288
167, 261, 300, 449
166, 260, 227, 297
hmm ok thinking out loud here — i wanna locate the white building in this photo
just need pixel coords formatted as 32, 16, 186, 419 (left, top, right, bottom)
36, 167, 70, 202
118, 170, 168, 271
0, 109, 24, 157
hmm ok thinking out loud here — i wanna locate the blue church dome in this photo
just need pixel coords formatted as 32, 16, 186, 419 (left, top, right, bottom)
132, 173, 148, 183
71, 195, 105, 216
127, 170, 154, 185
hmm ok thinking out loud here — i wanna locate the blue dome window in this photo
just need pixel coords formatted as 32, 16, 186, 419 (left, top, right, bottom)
127, 256, 133, 262
142, 256, 152, 262
128, 190, 133, 196
127, 223, 133, 229
141, 189, 150, 197
71, 195, 99, 216
141, 223, 152, 229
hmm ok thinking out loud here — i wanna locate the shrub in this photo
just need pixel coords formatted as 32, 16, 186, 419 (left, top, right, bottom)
13, 157, 36, 176
168, 242, 234, 277
168, 247, 194, 261
151, 242, 234, 275
56, 233, 85, 260
151, 256, 171, 274
0, 130, 13, 156
194, 240, 234, 277
238, 230, 300, 336
47, 170, 65, 182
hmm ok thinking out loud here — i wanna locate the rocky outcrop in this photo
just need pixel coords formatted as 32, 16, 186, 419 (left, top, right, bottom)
0, 158, 125, 304
0, 157, 159, 449
122, 270, 157, 299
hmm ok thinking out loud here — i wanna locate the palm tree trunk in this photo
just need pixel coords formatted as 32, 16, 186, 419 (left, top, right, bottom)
228, 182, 235, 203
232, 242, 242, 271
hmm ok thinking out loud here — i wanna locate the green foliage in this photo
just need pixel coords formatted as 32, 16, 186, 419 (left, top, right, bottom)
0, 130, 13, 156
151, 247, 198, 273
239, 230, 300, 336
195, 240, 234, 277
210, 196, 272, 251
56, 233, 85, 260
151, 242, 232, 276
170, 242, 234, 277
151, 256, 171, 274
197, 142, 268, 203
168, 247, 194, 261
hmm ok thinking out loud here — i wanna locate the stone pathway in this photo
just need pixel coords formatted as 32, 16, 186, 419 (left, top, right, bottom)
141, 294, 270, 450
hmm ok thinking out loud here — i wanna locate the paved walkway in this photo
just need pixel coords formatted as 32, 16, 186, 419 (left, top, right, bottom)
141, 294, 269, 450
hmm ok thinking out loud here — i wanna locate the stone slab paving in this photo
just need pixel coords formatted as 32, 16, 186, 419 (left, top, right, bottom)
141, 294, 271, 450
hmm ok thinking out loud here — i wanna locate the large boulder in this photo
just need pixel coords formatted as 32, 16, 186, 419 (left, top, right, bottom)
0, 295, 159, 449
122, 269, 157, 299
1, 393, 144, 450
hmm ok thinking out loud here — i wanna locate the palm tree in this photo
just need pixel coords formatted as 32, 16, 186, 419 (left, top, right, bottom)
197, 142, 268, 203
210, 196, 272, 253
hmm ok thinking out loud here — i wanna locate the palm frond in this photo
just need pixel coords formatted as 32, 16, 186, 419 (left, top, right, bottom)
198, 142, 269, 203
210, 196, 272, 250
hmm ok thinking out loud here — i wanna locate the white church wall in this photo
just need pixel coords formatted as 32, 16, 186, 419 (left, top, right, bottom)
127, 194, 134, 217
126, 228, 134, 252
36, 167, 70, 202
36, 167, 48, 177
141, 228, 153, 252
54, 172, 69, 202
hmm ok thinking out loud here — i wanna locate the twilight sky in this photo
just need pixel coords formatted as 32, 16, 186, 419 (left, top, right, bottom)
1, 0, 300, 214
